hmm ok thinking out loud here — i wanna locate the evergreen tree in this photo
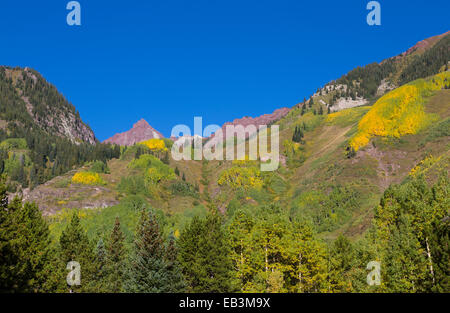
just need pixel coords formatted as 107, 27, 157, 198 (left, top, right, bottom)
161, 151, 170, 165
0, 174, 7, 209
429, 217, 449, 292
59, 213, 97, 292
0, 186, 53, 292
328, 235, 355, 292
95, 238, 108, 292
124, 209, 170, 292
178, 213, 234, 292
106, 217, 126, 293
165, 234, 187, 292
292, 126, 304, 143
383, 214, 429, 292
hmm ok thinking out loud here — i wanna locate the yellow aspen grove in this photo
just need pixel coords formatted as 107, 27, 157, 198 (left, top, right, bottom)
349, 71, 450, 151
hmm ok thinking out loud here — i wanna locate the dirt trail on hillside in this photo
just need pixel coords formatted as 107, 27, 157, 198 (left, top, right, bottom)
310, 126, 352, 160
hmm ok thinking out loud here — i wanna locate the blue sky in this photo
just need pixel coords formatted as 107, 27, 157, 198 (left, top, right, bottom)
0, 0, 448, 140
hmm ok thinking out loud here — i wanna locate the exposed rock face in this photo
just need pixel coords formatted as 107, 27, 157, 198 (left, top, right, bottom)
211, 107, 290, 140
2, 66, 97, 144
103, 119, 164, 146
21, 171, 119, 216
330, 97, 368, 112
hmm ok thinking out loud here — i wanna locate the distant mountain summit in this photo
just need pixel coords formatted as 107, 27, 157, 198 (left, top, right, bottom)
0, 66, 96, 144
103, 119, 164, 146
209, 107, 290, 141
400, 30, 450, 57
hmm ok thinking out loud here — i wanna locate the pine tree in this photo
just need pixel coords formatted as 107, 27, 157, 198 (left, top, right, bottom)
106, 217, 126, 293
0, 187, 53, 292
328, 235, 355, 292
292, 126, 304, 143
124, 209, 170, 292
429, 217, 449, 292
59, 213, 97, 292
383, 214, 429, 292
95, 238, 108, 292
161, 151, 170, 165
0, 174, 7, 209
178, 213, 234, 292
164, 234, 187, 292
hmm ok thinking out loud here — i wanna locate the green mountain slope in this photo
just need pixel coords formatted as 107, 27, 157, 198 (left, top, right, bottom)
0, 66, 120, 190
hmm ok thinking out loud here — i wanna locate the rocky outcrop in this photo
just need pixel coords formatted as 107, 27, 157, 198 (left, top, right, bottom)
103, 119, 164, 146
210, 107, 290, 140
2, 66, 97, 144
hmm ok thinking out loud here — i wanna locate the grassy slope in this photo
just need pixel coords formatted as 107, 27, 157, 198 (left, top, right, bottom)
40, 73, 449, 243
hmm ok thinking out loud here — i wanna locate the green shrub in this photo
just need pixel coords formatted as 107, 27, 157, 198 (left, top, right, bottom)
0, 138, 27, 150
118, 175, 147, 195
170, 181, 198, 198
90, 160, 110, 174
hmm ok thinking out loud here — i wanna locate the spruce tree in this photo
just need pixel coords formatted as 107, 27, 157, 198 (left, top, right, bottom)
178, 213, 234, 292
59, 213, 97, 292
95, 238, 108, 292
292, 126, 304, 143
0, 187, 53, 292
106, 217, 126, 293
165, 234, 187, 292
124, 209, 170, 292
0, 174, 7, 209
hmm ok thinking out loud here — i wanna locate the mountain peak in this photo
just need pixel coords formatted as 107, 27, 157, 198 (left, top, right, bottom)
103, 119, 164, 146
133, 118, 150, 128
401, 30, 450, 56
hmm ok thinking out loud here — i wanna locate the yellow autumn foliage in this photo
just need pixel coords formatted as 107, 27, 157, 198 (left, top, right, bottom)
409, 154, 443, 177
218, 166, 263, 190
326, 106, 370, 127
349, 72, 449, 151
71, 172, 105, 185
140, 138, 167, 151
232, 155, 259, 166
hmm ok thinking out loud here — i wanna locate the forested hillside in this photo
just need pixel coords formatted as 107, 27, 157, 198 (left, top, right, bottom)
0, 66, 120, 190
0, 32, 448, 293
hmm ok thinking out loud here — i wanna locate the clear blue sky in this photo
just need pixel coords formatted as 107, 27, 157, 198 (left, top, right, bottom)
0, 0, 448, 140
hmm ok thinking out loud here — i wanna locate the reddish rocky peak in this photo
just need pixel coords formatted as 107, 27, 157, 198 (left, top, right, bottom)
133, 118, 150, 128
103, 119, 164, 146
401, 30, 450, 56
210, 107, 291, 140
